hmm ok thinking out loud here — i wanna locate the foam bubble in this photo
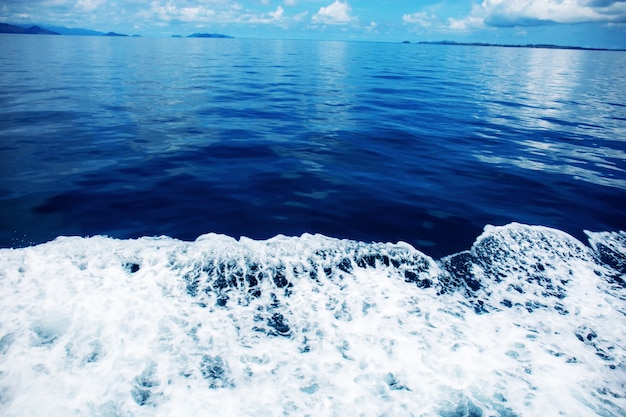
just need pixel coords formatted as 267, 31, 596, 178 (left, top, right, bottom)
0, 224, 624, 416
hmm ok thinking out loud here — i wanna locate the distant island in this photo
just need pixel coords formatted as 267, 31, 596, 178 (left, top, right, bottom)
0, 23, 59, 35
0, 22, 233, 39
418, 40, 625, 52
187, 33, 234, 38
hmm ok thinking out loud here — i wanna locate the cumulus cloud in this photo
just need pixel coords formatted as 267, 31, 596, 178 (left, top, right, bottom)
447, 15, 485, 31
311, 0, 352, 25
269, 5, 284, 20
76, 0, 106, 13
136, 0, 282, 24
472, 0, 626, 27
132, 0, 311, 26
178, 6, 217, 22
403, 0, 626, 33
402, 12, 434, 27
293, 10, 308, 21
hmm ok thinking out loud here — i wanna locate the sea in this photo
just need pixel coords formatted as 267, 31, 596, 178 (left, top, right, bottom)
0, 35, 625, 416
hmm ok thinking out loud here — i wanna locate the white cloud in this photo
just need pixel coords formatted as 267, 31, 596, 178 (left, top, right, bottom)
76, 0, 106, 12
178, 6, 216, 22
284, 0, 297, 6
474, 0, 626, 27
402, 11, 434, 27
293, 10, 308, 21
311, 0, 352, 25
447, 15, 485, 31
403, 0, 626, 34
269, 5, 283, 19
141, 1, 275, 24
129, 0, 306, 26
402, 0, 626, 32
228, 4, 291, 24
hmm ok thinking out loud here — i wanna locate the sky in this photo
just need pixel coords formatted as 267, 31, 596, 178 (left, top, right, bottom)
2, 0, 626, 48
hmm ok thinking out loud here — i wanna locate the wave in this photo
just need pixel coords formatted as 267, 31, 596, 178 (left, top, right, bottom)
0, 223, 624, 416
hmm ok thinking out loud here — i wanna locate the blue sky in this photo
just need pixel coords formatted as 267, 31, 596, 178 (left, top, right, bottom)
2, 0, 626, 48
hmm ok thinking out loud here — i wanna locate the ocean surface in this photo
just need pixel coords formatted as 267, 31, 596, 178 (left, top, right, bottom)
0, 35, 625, 416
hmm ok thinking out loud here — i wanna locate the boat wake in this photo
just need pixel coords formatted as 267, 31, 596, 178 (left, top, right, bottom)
0, 223, 624, 416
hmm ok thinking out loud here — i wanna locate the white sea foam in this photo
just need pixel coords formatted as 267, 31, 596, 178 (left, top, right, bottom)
0, 223, 624, 416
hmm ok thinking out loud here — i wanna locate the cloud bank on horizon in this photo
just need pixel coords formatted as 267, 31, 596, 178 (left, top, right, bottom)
1, 0, 625, 47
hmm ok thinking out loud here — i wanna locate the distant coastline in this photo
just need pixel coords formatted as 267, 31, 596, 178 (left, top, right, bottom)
0, 22, 233, 39
418, 40, 626, 52
187, 33, 234, 38
1, 21, 620, 49
0, 23, 59, 35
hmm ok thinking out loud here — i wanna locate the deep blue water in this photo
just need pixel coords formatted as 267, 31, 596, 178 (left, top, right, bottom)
1, 35, 626, 416
1, 35, 625, 257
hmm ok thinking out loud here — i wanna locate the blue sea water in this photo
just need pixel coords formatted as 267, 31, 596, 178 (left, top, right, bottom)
1, 35, 625, 256
0, 35, 625, 416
